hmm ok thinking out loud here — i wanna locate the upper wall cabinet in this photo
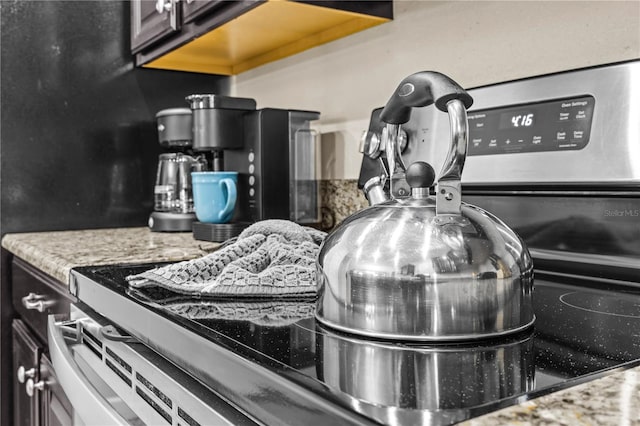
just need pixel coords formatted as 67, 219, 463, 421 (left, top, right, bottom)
131, 0, 393, 75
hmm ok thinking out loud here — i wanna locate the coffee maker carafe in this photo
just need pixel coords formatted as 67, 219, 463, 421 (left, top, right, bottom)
149, 108, 206, 232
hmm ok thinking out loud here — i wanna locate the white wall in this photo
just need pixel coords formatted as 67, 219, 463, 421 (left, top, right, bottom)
231, 1, 640, 179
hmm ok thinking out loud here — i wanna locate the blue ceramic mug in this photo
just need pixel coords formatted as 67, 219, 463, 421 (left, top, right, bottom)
191, 171, 237, 224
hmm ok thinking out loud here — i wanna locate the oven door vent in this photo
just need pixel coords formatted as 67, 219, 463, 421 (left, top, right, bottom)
104, 346, 134, 388
55, 303, 255, 425
135, 385, 173, 424
105, 357, 133, 387
105, 346, 132, 373
80, 329, 103, 360
136, 372, 172, 409
101, 341, 207, 426
178, 406, 202, 426
70, 321, 240, 425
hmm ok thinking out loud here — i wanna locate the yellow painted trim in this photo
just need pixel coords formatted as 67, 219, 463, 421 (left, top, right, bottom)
144, 1, 390, 75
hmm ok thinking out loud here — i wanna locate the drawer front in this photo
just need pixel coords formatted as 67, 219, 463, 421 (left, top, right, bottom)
41, 355, 73, 426
12, 258, 74, 343
12, 319, 43, 426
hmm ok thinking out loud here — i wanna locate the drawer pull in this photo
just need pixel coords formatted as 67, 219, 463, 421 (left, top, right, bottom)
25, 378, 48, 397
22, 292, 56, 313
17, 366, 36, 383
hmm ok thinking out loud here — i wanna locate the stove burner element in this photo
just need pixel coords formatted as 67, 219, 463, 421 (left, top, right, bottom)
560, 291, 640, 319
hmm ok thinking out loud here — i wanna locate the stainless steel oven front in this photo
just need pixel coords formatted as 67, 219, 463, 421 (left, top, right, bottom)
373, 60, 640, 186
47, 303, 256, 426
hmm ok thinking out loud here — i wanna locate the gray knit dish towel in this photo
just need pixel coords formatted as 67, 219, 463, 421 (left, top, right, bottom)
126, 220, 326, 297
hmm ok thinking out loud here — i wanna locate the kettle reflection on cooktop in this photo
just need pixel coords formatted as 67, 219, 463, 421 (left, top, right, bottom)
313, 323, 535, 424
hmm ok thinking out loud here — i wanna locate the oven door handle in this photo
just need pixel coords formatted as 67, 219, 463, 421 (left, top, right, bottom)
47, 315, 130, 425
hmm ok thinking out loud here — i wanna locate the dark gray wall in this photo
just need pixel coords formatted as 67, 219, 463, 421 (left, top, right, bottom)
1, 2, 229, 422
0, 0, 229, 235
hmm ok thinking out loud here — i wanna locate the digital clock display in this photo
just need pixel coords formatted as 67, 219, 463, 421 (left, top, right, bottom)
499, 112, 535, 129
467, 95, 595, 156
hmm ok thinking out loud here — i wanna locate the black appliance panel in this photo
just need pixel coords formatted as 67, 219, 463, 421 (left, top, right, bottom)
467, 95, 595, 156
225, 109, 291, 223
466, 194, 640, 281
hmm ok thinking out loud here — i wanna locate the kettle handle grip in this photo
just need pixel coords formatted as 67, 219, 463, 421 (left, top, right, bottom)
379, 71, 472, 124
379, 71, 472, 215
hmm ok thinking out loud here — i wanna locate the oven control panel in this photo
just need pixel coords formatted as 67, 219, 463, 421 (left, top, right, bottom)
467, 95, 595, 156
358, 61, 640, 185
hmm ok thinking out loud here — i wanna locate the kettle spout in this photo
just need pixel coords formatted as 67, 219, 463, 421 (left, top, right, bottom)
362, 175, 389, 206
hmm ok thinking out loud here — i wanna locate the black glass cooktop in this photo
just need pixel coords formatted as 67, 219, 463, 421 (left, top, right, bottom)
74, 264, 640, 425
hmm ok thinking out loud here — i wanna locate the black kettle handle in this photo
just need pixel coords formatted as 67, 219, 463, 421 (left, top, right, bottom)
379, 71, 473, 124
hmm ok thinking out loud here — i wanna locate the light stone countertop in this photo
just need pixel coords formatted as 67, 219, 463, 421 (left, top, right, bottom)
2, 227, 639, 424
462, 367, 640, 425
1, 227, 220, 284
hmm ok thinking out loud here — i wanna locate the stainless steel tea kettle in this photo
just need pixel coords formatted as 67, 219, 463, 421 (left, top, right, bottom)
316, 71, 535, 341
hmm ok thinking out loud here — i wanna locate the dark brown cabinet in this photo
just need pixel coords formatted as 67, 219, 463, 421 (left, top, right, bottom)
11, 258, 72, 345
131, 0, 182, 53
131, 0, 260, 60
131, 0, 393, 75
2, 252, 74, 426
12, 320, 42, 426
12, 321, 71, 426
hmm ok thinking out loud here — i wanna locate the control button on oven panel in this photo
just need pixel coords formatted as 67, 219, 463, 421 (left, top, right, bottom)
572, 130, 585, 141
467, 95, 595, 156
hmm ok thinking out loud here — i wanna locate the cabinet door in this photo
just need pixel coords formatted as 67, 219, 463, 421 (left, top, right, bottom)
12, 320, 42, 426
131, 0, 181, 54
182, 0, 228, 23
40, 356, 72, 426
12, 257, 73, 345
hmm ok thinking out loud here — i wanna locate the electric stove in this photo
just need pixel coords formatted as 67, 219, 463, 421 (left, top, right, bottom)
64, 263, 640, 425
51, 61, 640, 425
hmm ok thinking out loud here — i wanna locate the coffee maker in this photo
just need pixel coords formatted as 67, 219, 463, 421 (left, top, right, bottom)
185, 94, 321, 242
148, 108, 206, 232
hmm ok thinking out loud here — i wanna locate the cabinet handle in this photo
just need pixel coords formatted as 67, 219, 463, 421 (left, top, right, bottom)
169, 0, 180, 31
17, 366, 36, 384
155, 0, 169, 14
156, 0, 180, 31
21, 292, 56, 313
25, 378, 48, 397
